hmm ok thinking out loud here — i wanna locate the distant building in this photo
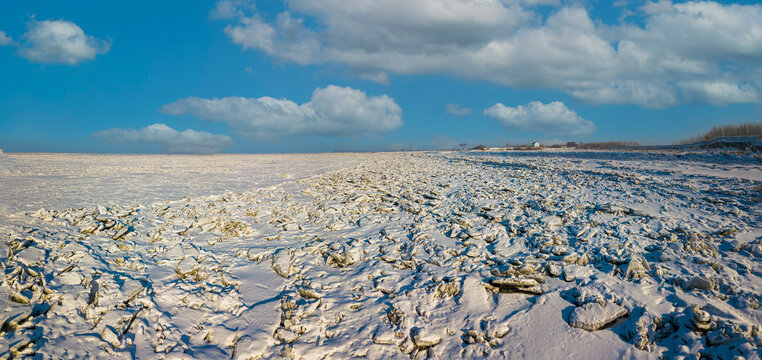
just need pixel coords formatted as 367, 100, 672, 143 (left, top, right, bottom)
532, 142, 541, 148
566, 141, 577, 147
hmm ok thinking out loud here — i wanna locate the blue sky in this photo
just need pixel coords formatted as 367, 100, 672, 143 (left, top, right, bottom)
1, 0, 760, 153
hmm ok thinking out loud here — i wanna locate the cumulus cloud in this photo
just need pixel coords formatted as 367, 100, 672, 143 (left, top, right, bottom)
0, 31, 13, 46
223, 0, 529, 71
13, 19, 110, 65
161, 85, 403, 140
445, 103, 472, 117
217, 0, 762, 107
483, 101, 596, 137
93, 124, 233, 154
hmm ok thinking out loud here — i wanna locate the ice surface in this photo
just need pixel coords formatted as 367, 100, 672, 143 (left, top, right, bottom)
0, 150, 760, 359
0, 153, 362, 216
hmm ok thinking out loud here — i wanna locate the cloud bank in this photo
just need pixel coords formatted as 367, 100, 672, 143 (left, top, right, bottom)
483, 101, 595, 137
217, 0, 762, 108
161, 85, 403, 140
2, 19, 110, 65
93, 123, 232, 154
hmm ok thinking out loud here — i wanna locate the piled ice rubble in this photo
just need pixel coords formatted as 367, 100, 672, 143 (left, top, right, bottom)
0, 150, 760, 359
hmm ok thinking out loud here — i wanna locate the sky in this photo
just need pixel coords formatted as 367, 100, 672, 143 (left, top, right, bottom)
1, 0, 761, 154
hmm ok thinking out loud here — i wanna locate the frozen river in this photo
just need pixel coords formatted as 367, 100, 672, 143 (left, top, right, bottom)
0, 150, 760, 359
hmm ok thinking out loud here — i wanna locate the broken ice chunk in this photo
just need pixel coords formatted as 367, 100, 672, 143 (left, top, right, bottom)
297, 287, 322, 300
685, 275, 715, 291
55, 272, 82, 286
282, 223, 300, 232
10, 291, 30, 304
689, 306, 712, 331
102, 326, 121, 347
625, 257, 650, 280
568, 302, 628, 331
325, 244, 360, 268
372, 329, 397, 345
546, 263, 562, 277
271, 249, 293, 278
561, 265, 594, 283
488, 277, 543, 294
112, 226, 130, 240
274, 328, 299, 344
540, 215, 562, 228
705, 323, 743, 345
456, 276, 491, 312
411, 327, 440, 348
15, 247, 45, 266
175, 257, 199, 279
164, 243, 185, 259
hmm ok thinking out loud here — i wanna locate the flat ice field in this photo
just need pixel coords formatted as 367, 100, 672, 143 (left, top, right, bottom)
0, 150, 760, 359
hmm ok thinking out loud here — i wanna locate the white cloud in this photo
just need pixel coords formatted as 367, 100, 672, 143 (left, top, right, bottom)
217, 0, 762, 107
16, 19, 110, 65
445, 103, 472, 116
566, 80, 679, 108
520, 0, 560, 6
630, 2, 762, 62
161, 85, 403, 140
0, 31, 13, 46
222, 0, 529, 75
353, 70, 391, 85
678, 81, 759, 106
483, 101, 596, 137
286, 0, 528, 50
640, 0, 676, 15
210, 0, 256, 20
224, 12, 320, 66
93, 124, 233, 154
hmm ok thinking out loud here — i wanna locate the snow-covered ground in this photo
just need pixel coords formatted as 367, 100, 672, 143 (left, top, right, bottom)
0, 150, 760, 359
